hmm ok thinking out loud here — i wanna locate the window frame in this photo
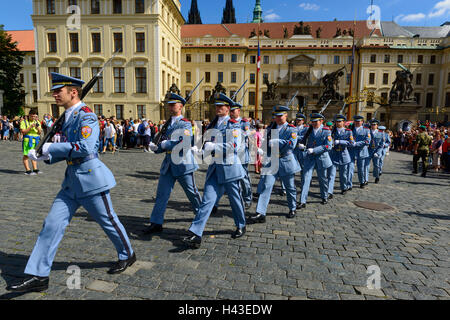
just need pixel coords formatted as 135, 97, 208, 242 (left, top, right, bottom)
114, 67, 125, 93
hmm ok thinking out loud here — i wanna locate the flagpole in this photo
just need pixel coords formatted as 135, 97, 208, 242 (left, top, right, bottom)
347, 13, 357, 120
255, 23, 260, 121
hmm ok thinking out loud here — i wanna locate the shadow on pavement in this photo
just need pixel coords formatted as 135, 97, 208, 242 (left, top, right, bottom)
0, 169, 23, 175
394, 180, 450, 186
0, 251, 113, 300
404, 211, 450, 221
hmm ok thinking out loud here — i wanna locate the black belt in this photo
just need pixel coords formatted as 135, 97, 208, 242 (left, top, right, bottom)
67, 153, 98, 166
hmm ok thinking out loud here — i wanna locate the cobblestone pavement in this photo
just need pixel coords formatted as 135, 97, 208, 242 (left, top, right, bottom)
0, 140, 449, 300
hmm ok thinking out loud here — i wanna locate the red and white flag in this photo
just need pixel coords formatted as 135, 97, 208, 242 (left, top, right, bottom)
257, 40, 261, 72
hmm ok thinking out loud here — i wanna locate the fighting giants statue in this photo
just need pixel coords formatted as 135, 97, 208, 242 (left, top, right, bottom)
209, 82, 227, 103
318, 67, 345, 105
264, 78, 279, 100
389, 64, 414, 104
164, 83, 181, 100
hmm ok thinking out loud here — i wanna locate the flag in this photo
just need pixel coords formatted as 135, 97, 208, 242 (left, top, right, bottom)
257, 40, 261, 72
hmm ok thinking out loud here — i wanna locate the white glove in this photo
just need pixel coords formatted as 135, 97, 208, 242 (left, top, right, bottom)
257, 148, 264, 156
307, 148, 314, 155
269, 140, 277, 148
28, 149, 50, 162
42, 143, 52, 156
149, 142, 158, 152
374, 153, 379, 158
298, 143, 306, 149
191, 145, 203, 156
204, 142, 216, 153
160, 140, 170, 150
334, 140, 340, 145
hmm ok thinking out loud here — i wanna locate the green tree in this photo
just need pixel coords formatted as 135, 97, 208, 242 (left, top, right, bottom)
0, 24, 26, 116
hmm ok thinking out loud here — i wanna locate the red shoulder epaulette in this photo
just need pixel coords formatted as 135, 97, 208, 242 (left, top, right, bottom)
323, 126, 330, 130
181, 118, 190, 122
346, 128, 352, 131
288, 124, 296, 128
81, 106, 92, 113
241, 119, 249, 123
229, 119, 238, 123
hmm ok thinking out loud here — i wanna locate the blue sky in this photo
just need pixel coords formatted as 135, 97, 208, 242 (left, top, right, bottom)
1, 0, 450, 30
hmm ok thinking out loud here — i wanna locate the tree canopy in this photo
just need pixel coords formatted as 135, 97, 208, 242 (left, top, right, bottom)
0, 25, 26, 116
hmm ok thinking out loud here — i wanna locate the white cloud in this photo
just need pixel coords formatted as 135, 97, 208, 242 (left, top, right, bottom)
395, 13, 426, 22
299, 3, 320, 11
264, 12, 281, 21
428, 0, 450, 18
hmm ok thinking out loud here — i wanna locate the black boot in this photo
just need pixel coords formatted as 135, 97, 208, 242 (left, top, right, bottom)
231, 227, 246, 239
6, 276, 49, 293
182, 231, 202, 249
108, 252, 137, 274
246, 213, 266, 224
287, 210, 296, 219
143, 223, 163, 234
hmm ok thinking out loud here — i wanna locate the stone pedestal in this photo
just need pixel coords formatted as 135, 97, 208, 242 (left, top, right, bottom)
261, 99, 278, 123
386, 102, 422, 130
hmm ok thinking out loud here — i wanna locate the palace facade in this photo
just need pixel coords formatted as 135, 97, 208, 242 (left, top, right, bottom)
6, 0, 450, 126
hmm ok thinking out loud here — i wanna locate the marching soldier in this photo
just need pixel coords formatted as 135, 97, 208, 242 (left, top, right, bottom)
248, 105, 300, 223
366, 119, 385, 184
327, 114, 354, 197
348, 115, 371, 189
230, 101, 253, 209
413, 125, 432, 177
183, 93, 247, 248
209, 101, 252, 215
298, 113, 332, 207
144, 93, 202, 234
294, 112, 307, 191
7, 73, 135, 293
378, 126, 391, 176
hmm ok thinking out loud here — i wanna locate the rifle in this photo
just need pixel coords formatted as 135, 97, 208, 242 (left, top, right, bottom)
238, 88, 248, 105
153, 78, 204, 145
300, 99, 331, 146
288, 91, 299, 107
338, 102, 347, 115
300, 96, 308, 114
319, 99, 332, 115
35, 50, 120, 156
231, 80, 248, 101
200, 116, 219, 151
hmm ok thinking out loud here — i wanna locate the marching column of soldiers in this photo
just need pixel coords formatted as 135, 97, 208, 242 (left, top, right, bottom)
6, 72, 393, 293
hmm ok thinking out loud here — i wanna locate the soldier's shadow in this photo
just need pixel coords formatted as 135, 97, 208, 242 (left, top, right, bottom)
404, 211, 450, 221
0, 169, 22, 175
139, 198, 196, 211
0, 251, 112, 300
394, 180, 449, 187
126, 171, 161, 181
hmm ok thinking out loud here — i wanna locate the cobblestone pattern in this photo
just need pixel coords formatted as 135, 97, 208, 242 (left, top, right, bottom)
0, 141, 449, 300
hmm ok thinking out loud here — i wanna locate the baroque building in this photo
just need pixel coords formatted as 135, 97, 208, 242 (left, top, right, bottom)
29, 0, 183, 120
181, 20, 450, 126
6, 2, 450, 126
